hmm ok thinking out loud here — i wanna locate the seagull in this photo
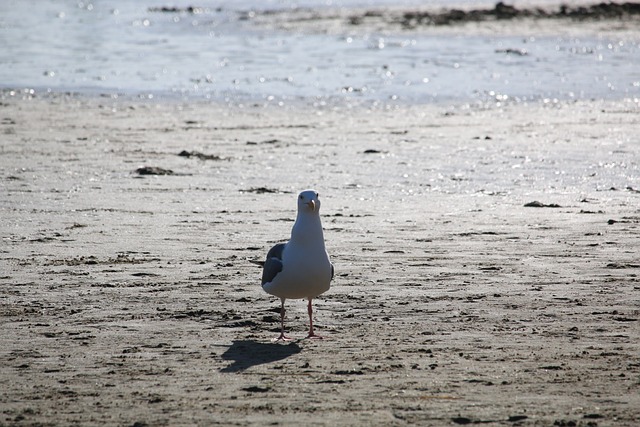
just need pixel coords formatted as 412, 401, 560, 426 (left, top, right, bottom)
261, 189, 334, 341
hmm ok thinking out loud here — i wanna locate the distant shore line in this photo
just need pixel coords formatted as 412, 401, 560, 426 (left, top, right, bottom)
149, 2, 640, 29
361, 2, 640, 28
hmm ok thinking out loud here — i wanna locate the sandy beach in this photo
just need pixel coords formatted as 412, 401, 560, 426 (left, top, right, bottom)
1, 92, 639, 425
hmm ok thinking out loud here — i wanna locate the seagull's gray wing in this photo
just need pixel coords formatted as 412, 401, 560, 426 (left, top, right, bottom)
261, 243, 286, 286
331, 263, 335, 281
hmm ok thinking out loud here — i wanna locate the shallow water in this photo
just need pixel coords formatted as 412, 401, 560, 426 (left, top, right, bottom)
1, 0, 638, 105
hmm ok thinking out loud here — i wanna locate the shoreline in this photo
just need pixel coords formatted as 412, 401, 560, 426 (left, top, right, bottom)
245, 1, 640, 38
3, 86, 640, 113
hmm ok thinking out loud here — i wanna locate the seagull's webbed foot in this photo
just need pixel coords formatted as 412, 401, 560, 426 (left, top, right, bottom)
273, 333, 293, 342
306, 331, 324, 340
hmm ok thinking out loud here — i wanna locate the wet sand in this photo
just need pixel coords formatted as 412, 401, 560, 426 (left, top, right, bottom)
1, 94, 639, 426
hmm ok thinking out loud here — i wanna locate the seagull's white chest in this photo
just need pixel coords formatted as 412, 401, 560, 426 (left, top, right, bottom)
264, 241, 332, 299
262, 216, 332, 300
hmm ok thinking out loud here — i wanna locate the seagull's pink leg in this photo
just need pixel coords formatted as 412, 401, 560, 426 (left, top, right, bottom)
274, 298, 292, 342
306, 298, 324, 339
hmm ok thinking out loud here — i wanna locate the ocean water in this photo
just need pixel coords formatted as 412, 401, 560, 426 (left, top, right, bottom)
1, 0, 638, 105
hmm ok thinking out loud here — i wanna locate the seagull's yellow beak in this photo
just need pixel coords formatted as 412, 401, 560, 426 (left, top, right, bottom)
306, 200, 316, 212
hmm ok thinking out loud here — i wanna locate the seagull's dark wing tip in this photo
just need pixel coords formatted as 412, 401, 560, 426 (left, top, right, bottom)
261, 258, 283, 286
261, 243, 286, 286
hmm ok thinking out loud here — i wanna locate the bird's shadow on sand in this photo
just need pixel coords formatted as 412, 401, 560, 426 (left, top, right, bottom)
219, 340, 302, 373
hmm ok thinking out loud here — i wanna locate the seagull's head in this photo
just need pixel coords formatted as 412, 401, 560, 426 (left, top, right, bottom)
297, 189, 321, 213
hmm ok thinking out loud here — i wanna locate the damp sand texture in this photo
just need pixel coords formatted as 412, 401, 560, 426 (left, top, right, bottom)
1, 96, 639, 426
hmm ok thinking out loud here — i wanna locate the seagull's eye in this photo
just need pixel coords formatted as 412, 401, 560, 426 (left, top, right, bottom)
316, 192, 319, 198
299, 195, 304, 199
